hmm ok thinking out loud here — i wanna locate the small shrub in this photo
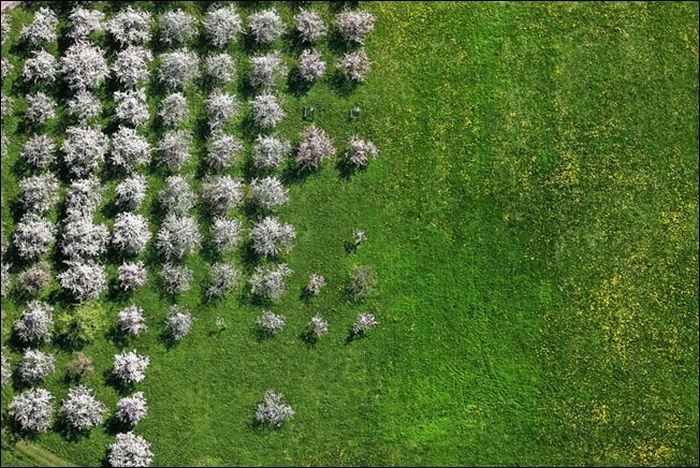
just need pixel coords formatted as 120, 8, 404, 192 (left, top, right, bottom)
308, 314, 329, 337
1, 349, 11, 387
255, 390, 294, 428
349, 266, 377, 300
57, 301, 106, 345
65, 352, 94, 380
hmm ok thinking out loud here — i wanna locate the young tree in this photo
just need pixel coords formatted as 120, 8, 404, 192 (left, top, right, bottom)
61, 126, 109, 177
23, 49, 57, 83
157, 130, 191, 170
8, 388, 54, 433
108, 6, 152, 47
116, 392, 148, 426
352, 229, 367, 246
349, 266, 377, 300
201, 175, 244, 213
19, 173, 60, 215
19, 348, 55, 383
14, 214, 55, 260
252, 134, 291, 170
66, 176, 103, 219
249, 53, 287, 89
25, 92, 56, 124
68, 6, 105, 41
20, 7, 58, 46
160, 9, 198, 45
114, 88, 150, 127
1, 94, 13, 118
207, 88, 239, 132
337, 50, 372, 82
57, 261, 108, 300
115, 174, 148, 210
345, 136, 378, 168
0, 262, 10, 298
334, 9, 375, 43
112, 212, 151, 255
205, 53, 236, 83
249, 263, 293, 301
158, 48, 199, 88
67, 90, 103, 123
14, 300, 54, 344
255, 390, 294, 428
352, 312, 379, 335
57, 302, 106, 345
1, 15, 11, 45
1, 57, 13, 79
18, 261, 52, 296
206, 133, 243, 170
117, 261, 148, 292
165, 305, 194, 340
296, 124, 335, 170
156, 214, 201, 260
298, 49, 326, 82
250, 93, 285, 129
248, 9, 285, 44
61, 217, 109, 260
113, 46, 153, 88
206, 262, 239, 298
294, 10, 327, 43
60, 41, 109, 91
1, 349, 11, 388
20, 134, 56, 169
159, 92, 188, 127
113, 350, 149, 384
111, 127, 151, 172
308, 314, 329, 337
307, 274, 326, 296
255, 310, 285, 335
108, 432, 153, 467
203, 5, 242, 48
61, 384, 106, 431
211, 217, 242, 254
250, 216, 296, 257
117, 305, 148, 337
159, 175, 196, 215
65, 352, 94, 380
248, 177, 289, 211
159, 263, 193, 294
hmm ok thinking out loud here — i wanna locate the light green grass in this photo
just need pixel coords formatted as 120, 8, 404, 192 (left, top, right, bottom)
1, 2, 698, 466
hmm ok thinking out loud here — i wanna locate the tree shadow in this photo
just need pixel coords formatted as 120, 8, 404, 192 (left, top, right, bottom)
280, 158, 312, 185
104, 414, 132, 437
299, 328, 318, 349
103, 368, 134, 396
328, 69, 359, 97
54, 414, 91, 443
286, 66, 312, 97
158, 328, 178, 350
336, 156, 366, 180
105, 324, 130, 350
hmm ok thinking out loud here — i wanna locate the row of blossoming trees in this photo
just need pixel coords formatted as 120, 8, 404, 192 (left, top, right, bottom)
1, 4, 379, 466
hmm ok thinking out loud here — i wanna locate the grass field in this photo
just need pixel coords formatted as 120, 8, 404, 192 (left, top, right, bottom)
1, 1, 698, 466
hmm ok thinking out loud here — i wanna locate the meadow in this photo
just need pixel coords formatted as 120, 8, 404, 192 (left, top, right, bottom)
1, 1, 698, 466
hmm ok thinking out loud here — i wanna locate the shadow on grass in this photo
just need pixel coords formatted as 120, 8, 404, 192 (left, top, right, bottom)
54, 414, 91, 443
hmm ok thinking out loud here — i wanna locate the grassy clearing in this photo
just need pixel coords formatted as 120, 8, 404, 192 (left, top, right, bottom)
1, 1, 698, 466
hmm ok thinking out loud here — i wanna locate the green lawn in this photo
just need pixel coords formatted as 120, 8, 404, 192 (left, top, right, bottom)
1, 1, 698, 466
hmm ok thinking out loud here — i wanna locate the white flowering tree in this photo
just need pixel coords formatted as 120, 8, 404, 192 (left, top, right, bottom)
308, 314, 329, 337
116, 392, 148, 426
115, 174, 148, 210
108, 6, 152, 47
67, 90, 103, 123
117, 305, 148, 337
117, 261, 148, 291
207, 88, 239, 132
14, 300, 54, 343
250, 216, 296, 257
25, 92, 56, 124
206, 133, 243, 170
252, 134, 290, 170
307, 274, 326, 296
1, 349, 11, 388
68, 6, 105, 41
20, 7, 57, 46
160, 9, 197, 45
160, 263, 193, 294
60, 41, 109, 91
111, 126, 151, 172
295, 124, 336, 170
157, 130, 191, 170
112, 212, 151, 255
211, 217, 242, 254
206, 262, 239, 298
249, 53, 287, 89
20, 134, 55, 169
256, 310, 285, 335
19, 348, 55, 383
165, 305, 193, 340
248, 9, 285, 44
337, 50, 372, 82
248, 177, 289, 211
255, 390, 294, 428
8, 388, 54, 433
61, 217, 109, 260
57, 261, 107, 300
18, 261, 52, 296
249, 263, 293, 301
334, 9, 375, 43
158, 48, 199, 88
203, 5, 242, 47
113, 350, 149, 384
65, 176, 103, 219
205, 53, 236, 83
61, 126, 109, 177
61, 384, 106, 431
201, 175, 244, 213
14, 214, 55, 260
159, 92, 188, 127
114, 88, 150, 126
23, 49, 57, 83
298, 49, 326, 82
159, 175, 196, 215
250, 93, 285, 129
156, 214, 201, 260
108, 432, 153, 467
113, 46, 153, 88
294, 10, 327, 42
19, 173, 60, 215
345, 136, 378, 168
353, 312, 379, 335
